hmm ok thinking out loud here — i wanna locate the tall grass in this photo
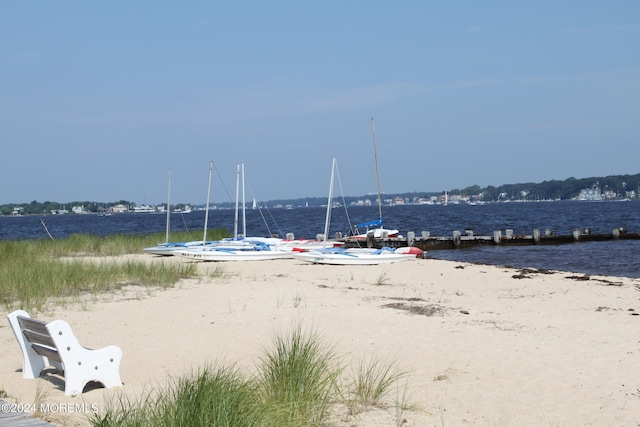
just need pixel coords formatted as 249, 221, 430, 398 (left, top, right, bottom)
90, 365, 263, 427
0, 230, 230, 312
349, 355, 408, 409
257, 325, 343, 425
89, 326, 412, 427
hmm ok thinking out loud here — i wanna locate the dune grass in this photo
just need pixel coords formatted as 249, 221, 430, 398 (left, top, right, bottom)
0, 229, 229, 312
348, 355, 408, 410
257, 325, 343, 425
89, 326, 411, 427
91, 365, 264, 427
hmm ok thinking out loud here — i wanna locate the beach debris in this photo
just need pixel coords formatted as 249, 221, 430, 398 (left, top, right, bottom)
566, 274, 591, 281
511, 268, 556, 279
381, 302, 445, 316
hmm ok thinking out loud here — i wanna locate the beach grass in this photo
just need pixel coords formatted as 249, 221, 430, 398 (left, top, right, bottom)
89, 326, 409, 427
349, 355, 408, 409
0, 229, 229, 312
257, 325, 343, 425
90, 364, 264, 427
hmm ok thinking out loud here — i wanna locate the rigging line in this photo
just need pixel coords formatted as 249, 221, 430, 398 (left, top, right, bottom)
244, 175, 282, 238
180, 214, 195, 241
334, 161, 355, 237
165, 171, 194, 238
212, 161, 235, 204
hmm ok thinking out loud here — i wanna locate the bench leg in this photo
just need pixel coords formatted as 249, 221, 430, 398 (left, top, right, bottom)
46, 320, 123, 396
7, 310, 47, 379
62, 346, 123, 396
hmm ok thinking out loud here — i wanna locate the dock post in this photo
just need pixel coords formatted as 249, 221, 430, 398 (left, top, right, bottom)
505, 229, 513, 238
493, 230, 502, 244
453, 230, 461, 247
421, 231, 430, 238
366, 232, 374, 248
533, 229, 540, 244
407, 231, 415, 247
612, 228, 621, 239
572, 229, 581, 241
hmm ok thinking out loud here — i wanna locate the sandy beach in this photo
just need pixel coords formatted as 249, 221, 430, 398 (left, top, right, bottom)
1, 255, 639, 426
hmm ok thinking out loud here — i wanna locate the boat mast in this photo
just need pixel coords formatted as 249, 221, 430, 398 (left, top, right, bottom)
371, 117, 383, 223
165, 168, 171, 244
323, 158, 337, 243
203, 161, 213, 243
234, 164, 240, 239
241, 163, 246, 239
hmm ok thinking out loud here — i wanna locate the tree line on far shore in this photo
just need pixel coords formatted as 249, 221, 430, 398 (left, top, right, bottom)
2, 173, 639, 216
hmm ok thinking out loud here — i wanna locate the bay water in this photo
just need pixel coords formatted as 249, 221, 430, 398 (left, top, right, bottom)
1, 200, 639, 278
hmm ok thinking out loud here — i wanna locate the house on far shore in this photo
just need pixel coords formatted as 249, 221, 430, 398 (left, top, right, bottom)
110, 204, 128, 213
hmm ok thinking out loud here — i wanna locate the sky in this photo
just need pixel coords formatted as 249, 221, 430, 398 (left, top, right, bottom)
1, 1, 639, 205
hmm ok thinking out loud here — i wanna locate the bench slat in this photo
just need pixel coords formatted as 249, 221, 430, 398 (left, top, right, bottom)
22, 329, 57, 349
31, 343, 62, 363
17, 316, 49, 335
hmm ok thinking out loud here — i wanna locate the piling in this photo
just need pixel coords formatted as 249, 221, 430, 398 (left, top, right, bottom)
533, 229, 541, 243
407, 231, 415, 246
453, 230, 461, 246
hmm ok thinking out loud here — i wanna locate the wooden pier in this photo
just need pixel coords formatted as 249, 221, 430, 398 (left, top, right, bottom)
0, 400, 54, 426
343, 227, 640, 251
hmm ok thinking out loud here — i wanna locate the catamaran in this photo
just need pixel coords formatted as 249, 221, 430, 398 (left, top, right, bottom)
173, 163, 290, 261
144, 167, 213, 256
289, 156, 421, 265
344, 118, 399, 244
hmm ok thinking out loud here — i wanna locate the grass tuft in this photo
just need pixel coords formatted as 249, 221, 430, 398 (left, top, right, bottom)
0, 231, 226, 312
257, 325, 343, 426
348, 354, 409, 410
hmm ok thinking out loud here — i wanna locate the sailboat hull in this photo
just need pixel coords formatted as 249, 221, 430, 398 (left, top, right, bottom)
174, 247, 290, 261
291, 248, 417, 265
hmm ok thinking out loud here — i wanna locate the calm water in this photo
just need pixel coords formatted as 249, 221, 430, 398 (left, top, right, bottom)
1, 200, 639, 278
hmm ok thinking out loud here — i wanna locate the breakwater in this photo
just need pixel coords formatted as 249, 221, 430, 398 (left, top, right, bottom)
351, 227, 640, 251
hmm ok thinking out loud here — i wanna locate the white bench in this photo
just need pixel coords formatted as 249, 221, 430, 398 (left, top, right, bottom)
7, 310, 123, 396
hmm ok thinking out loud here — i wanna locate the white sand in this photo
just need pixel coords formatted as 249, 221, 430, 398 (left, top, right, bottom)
2, 255, 640, 426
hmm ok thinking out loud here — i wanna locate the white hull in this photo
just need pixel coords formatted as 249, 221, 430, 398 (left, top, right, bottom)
291, 248, 416, 265
143, 241, 211, 256
174, 247, 290, 261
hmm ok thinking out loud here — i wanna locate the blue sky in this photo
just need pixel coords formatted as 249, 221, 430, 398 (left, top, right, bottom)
1, 2, 639, 205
